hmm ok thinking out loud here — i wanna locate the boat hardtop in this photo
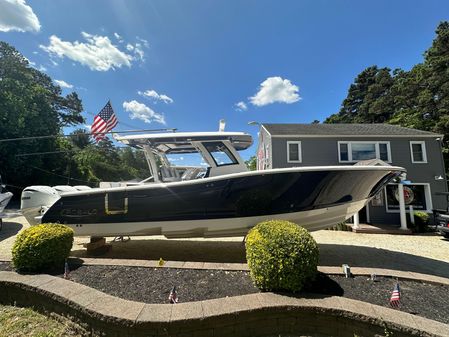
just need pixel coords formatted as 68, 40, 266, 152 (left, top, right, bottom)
115, 131, 253, 152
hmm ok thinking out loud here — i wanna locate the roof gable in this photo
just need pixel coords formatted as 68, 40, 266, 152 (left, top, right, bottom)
262, 123, 441, 137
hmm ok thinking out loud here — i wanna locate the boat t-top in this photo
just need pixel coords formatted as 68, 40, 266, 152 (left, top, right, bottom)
21, 128, 405, 238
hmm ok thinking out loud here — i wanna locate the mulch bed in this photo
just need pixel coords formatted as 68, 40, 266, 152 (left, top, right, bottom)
1, 262, 448, 325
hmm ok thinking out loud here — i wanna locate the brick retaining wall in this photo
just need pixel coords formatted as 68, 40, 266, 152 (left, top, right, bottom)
0, 271, 448, 337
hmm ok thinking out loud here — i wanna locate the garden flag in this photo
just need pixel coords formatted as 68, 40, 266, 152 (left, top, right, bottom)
64, 260, 70, 279
168, 286, 178, 304
389, 282, 401, 307
91, 100, 118, 142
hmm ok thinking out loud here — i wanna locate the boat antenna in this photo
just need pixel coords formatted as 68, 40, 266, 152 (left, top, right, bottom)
219, 119, 226, 132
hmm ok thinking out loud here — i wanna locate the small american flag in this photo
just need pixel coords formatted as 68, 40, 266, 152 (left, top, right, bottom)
91, 101, 118, 142
389, 282, 401, 308
63, 260, 70, 279
168, 286, 178, 304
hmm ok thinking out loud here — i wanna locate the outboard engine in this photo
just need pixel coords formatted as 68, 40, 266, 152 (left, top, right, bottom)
74, 185, 92, 191
21, 186, 60, 226
53, 185, 78, 195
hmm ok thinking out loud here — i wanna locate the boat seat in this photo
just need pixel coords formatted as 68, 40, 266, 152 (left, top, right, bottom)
160, 166, 181, 182
181, 168, 205, 181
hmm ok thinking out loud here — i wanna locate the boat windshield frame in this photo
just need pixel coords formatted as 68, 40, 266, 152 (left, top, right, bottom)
139, 139, 248, 183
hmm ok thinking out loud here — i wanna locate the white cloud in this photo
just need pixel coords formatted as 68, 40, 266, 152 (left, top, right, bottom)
136, 37, 149, 48
0, 0, 40, 32
235, 101, 247, 111
123, 100, 166, 125
249, 76, 301, 106
138, 89, 173, 104
113, 32, 123, 42
39, 32, 146, 71
54, 79, 73, 89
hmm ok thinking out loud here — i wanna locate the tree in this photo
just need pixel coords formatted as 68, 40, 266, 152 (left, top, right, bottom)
0, 42, 84, 193
325, 22, 449, 177
325, 66, 395, 124
245, 156, 257, 171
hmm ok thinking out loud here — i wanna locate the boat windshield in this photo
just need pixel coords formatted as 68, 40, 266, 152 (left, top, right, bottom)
202, 141, 238, 166
157, 151, 210, 182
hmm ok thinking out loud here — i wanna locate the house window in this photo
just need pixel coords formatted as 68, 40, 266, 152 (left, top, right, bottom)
287, 141, 302, 163
385, 184, 432, 212
338, 141, 391, 163
410, 141, 427, 163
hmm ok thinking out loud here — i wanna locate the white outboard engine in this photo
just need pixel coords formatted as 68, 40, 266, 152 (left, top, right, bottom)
74, 185, 92, 191
53, 185, 78, 195
21, 186, 60, 226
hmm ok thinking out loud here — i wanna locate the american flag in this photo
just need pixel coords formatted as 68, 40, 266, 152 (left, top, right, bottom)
168, 286, 178, 304
389, 282, 401, 308
63, 260, 70, 279
91, 101, 118, 142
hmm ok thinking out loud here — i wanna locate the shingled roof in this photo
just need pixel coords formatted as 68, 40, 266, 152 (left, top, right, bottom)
262, 123, 441, 137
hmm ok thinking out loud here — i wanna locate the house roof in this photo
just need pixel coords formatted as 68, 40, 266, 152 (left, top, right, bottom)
262, 123, 442, 137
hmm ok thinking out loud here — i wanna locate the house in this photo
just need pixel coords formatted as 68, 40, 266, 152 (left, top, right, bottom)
256, 123, 448, 227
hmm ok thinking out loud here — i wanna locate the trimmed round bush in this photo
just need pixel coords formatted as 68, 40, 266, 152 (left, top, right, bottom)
12, 223, 74, 272
246, 220, 319, 292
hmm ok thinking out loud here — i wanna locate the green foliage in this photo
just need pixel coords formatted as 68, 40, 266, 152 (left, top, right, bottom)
245, 156, 257, 171
0, 41, 84, 192
325, 22, 449, 178
245, 220, 319, 292
12, 223, 73, 272
411, 211, 430, 233
0, 304, 87, 337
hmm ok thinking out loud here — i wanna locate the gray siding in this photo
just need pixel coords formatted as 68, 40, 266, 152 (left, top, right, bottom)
268, 135, 448, 225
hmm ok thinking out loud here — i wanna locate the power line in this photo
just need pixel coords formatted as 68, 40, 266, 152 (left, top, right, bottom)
15, 150, 68, 157
30, 166, 93, 184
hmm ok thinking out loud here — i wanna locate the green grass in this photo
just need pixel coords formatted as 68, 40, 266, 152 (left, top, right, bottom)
0, 304, 85, 337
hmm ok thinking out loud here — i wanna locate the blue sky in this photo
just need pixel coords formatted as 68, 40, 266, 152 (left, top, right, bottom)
1, 0, 449, 159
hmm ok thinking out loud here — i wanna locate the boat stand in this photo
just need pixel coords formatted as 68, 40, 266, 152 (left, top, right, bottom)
84, 237, 111, 255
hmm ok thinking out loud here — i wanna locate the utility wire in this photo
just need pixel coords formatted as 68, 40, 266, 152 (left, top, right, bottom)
15, 150, 68, 157
29, 166, 93, 184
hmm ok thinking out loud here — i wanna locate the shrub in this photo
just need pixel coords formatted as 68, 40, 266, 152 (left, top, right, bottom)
245, 220, 319, 292
12, 223, 74, 272
412, 211, 430, 233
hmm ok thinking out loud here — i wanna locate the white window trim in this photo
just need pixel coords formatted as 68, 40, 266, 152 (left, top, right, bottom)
384, 183, 433, 214
410, 141, 427, 163
287, 141, 302, 163
338, 141, 392, 163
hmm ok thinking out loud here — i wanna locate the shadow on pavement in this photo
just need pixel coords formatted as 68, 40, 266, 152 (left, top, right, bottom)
319, 243, 449, 278
72, 238, 449, 278
0, 221, 23, 242
71, 238, 248, 263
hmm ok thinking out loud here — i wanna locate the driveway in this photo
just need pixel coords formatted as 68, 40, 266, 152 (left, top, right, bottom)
1, 215, 449, 278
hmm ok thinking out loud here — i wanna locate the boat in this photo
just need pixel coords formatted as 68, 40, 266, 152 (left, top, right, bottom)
0, 175, 13, 214
21, 129, 405, 238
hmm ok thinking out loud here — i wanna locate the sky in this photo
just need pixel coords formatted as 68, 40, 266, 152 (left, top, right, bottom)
1, 0, 449, 160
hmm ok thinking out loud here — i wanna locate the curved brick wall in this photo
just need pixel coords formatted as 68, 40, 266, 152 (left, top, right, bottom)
0, 271, 447, 337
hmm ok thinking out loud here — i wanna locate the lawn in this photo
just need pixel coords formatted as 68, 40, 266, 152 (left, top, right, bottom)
0, 304, 85, 337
